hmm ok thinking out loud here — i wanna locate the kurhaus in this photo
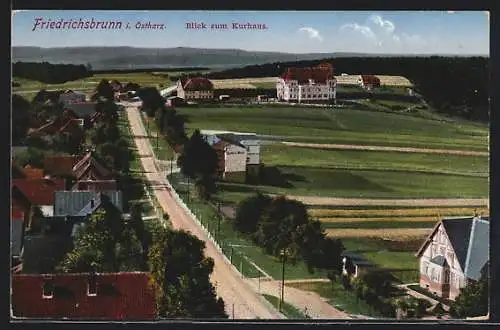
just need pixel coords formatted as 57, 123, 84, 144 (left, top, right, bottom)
276, 63, 337, 103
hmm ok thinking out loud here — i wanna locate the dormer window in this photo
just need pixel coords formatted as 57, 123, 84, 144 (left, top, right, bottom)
87, 277, 97, 296
43, 281, 54, 299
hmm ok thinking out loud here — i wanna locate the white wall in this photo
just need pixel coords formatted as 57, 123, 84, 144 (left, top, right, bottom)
224, 144, 247, 173
276, 78, 336, 102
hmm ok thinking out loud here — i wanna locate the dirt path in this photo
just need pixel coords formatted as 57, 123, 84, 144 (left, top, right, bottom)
245, 278, 351, 319
280, 195, 489, 207
126, 105, 284, 320
281, 141, 488, 157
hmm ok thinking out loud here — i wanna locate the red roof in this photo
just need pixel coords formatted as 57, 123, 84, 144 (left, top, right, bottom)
12, 272, 157, 320
12, 179, 65, 205
180, 77, 213, 91
23, 166, 44, 179
360, 75, 381, 85
72, 153, 113, 180
72, 180, 118, 191
282, 63, 334, 84
44, 155, 81, 177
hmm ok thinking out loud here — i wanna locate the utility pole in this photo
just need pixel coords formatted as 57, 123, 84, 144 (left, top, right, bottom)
279, 249, 286, 312
232, 304, 235, 319
156, 129, 159, 155
217, 213, 221, 240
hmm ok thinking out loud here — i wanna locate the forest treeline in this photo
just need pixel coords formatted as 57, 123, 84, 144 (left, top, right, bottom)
12, 62, 92, 84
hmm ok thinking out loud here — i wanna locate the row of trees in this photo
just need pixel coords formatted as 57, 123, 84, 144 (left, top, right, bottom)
233, 193, 344, 274
13, 61, 92, 84
205, 56, 489, 121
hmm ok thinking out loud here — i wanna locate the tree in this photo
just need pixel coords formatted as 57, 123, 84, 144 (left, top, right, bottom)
95, 79, 115, 101
137, 87, 165, 117
12, 94, 31, 145
450, 264, 489, 318
95, 138, 132, 173
129, 203, 147, 251
177, 129, 219, 199
147, 227, 227, 318
90, 121, 120, 145
95, 100, 119, 124
233, 192, 272, 234
115, 226, 144, 272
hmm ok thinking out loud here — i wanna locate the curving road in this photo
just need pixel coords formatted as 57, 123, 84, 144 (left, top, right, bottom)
125, 104, 284, 320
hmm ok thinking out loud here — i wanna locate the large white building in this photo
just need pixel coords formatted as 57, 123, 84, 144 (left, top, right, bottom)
276, 63, 337, 103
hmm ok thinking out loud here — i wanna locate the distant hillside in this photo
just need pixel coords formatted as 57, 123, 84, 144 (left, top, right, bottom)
11, 46, 463, 71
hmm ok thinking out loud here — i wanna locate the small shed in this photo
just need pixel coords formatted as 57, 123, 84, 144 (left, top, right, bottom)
341, 251, 377, 278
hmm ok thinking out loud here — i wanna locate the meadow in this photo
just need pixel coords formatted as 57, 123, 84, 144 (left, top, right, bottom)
178, 106, 488, 151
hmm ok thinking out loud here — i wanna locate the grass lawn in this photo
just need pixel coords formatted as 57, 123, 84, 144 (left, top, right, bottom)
321, 220, 437, 230
214, 166, 488, 204
262, 145, 488, 177
12, 72, 172, 92
340, 237, 423, 283
262, 294, 310, 319
141, 114, 175, 161
177, 106, 488, 151
286, 282, 383, 318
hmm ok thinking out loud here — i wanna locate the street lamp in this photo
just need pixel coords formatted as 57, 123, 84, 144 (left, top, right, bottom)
278, 248, 287, 312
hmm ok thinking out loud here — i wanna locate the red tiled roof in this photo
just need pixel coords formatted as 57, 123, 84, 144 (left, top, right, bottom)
12, 272, 157, 320
180, 77, 214, 91
58, 119, 83, 134
72, 180, 118, 191
360, 75, 381, 85
282, 63, 334, 84
23, 166, 44, 179
12, 179, 65, 205
44, 156, 81, 177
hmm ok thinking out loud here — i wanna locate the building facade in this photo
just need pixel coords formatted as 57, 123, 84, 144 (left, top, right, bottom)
416, 216, 489, 301
358, 75, 381, 91
176, 77, 214, 100
276, 63, 337, 103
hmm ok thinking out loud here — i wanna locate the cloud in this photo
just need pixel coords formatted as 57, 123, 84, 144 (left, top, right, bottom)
392, 35, 400, 42
298, 27, 323, 42
369, 14, 395, 33
340, 23, 376, 39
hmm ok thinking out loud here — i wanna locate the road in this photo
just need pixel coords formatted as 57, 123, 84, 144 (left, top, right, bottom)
281, 141, 489, 157
244, 278, 350, 319
125, 104, 284, 319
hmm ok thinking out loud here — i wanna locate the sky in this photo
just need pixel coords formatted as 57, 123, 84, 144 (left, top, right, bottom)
12, 10, 490, 55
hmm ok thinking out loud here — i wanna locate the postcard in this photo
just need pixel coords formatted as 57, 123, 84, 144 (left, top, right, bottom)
11, 10, 490, 322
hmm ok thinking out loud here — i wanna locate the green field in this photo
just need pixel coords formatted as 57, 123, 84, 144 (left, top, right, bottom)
141, 113, 175, 161
286, 281, 383, 318
262, 294, 310, 319
178, 106, 488, 151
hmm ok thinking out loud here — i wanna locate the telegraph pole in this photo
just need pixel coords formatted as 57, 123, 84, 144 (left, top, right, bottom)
279, 249, 286, 312
156, 129, 159, 155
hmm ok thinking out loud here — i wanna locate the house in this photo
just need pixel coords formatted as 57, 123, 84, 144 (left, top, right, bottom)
11, 203, 25, 274
166, 96, 185, 107
22, 165, 44, 179
53, 190, 123, 235
358, 75, 381, 91
176, 77, 214, 100
27, 117, 84, 138
341, 251, 377, 278
11, 178, 66, 230
64, 103, 97, 119
415, 216, 489, 301
44, 155, 82, 177
219, 133, 261, 179
11, 272, 157, 320
276, 63, 337, 103
202, 134, 248, 183
58, 90, 87, 105
72, 180, 118, 191
72, 152, 114, 181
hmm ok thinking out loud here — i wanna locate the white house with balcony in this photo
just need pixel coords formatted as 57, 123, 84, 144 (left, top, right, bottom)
276, 63, 337, 103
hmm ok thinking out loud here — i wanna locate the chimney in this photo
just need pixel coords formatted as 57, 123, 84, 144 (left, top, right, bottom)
90, 199, 95, 208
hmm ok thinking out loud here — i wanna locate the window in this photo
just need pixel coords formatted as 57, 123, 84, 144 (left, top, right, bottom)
87, 278, 97, 296
43, 281, 54, 299
440, 246, 445, 255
